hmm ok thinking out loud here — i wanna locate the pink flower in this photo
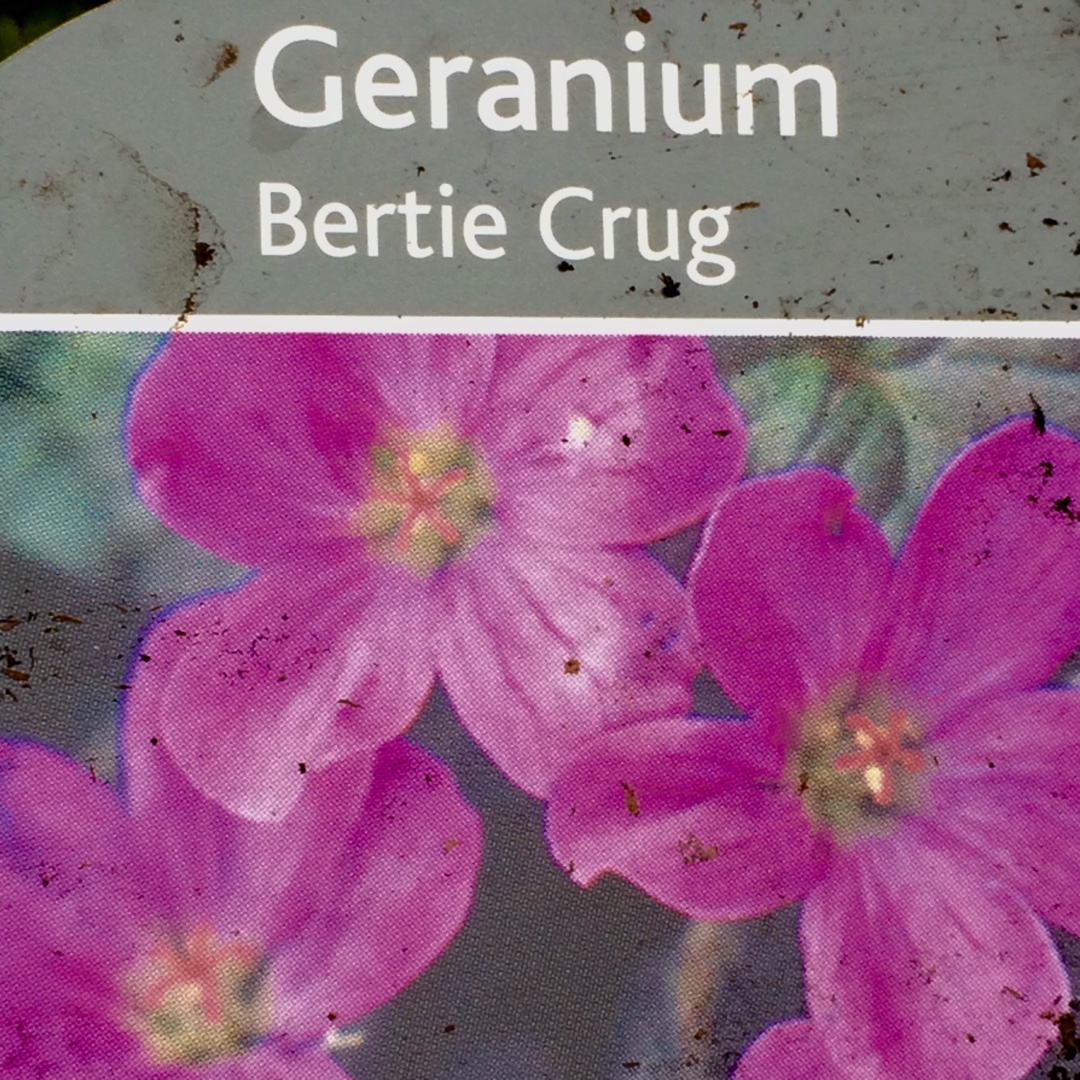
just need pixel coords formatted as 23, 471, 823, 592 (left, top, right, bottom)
125, 334, 745, 818
0, 718, 481, 1079
548, 418, 1080, 1079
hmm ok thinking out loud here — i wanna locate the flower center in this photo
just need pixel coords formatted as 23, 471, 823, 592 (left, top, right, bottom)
790, 687, 928, 839
352, 424, 495, 575
128, 923, 270, 1065
833, 711, 926, 807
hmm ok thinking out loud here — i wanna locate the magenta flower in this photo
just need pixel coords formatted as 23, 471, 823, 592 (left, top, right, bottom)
125, 333, 745, 817
548, 418, 1080, 1079
0, 718, 481, 1079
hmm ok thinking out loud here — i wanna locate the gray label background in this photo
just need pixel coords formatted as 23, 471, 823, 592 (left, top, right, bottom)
0, 0, 1078, 318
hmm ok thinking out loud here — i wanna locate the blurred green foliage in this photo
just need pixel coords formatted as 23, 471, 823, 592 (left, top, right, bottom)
0, 333, 243, 596
0, 332, 160, 569
711, 337, 1080, 546
0, 1, 110, 63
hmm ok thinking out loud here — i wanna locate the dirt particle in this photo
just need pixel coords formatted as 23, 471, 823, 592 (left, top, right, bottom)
172, 291, 199, 330
855, 315, 866, 328
712, 429, 731, 437
659, 273, 681, 298
194, 242, 216, 268
678, 833, 719, 865
443, 837, 460, 853
1057, 1011, 1079, 1059
564, 658, 582, 675
139, 653, 152, 662
206, 41, 239, 86
734, 200, 760, 211
1051, 496, 1076, 521
1043, 217, 1060, 227
149, 737, 159, 746
621, 780, 641, 816
298, 762, 307, 774
999, 222, 1015, 232
631, 6, 652, 22
1030, 393, 1047, 434
556, 260, 574, 272
966, 1033, 976, 1043
1027, 152, 1047, 176
337, 698, 361, 707
991, 169, 1012, 182
327, 1013, 338, 1022
621, 433, 632, 446
729, 21, 748, 37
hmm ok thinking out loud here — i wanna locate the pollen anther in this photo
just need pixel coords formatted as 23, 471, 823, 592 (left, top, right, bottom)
833, 710, 926, 806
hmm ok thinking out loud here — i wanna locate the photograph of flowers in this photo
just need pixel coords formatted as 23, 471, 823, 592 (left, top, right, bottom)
2, 330, 1079, 1079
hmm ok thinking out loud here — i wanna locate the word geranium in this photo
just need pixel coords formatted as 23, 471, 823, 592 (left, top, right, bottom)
0, 720, 480, 1079
125, 333, 745, 817
549, 418, 1080, 1079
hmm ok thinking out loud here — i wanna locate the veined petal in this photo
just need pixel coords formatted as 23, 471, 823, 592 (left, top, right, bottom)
121, 704, 372, 947
122, 564, 435, 821
436, 543, 695, 797
347, 334, 499, 437
886, 417, 1080, 715
689, 469, 893, 723
126, 334, 386, 567
802, 836, 1067, 1080
488, 336, 746, 545
931, 688, 1080, 938
733, 1020, 845, 1080
546, 718, 828, 920
271, 740, 481, 1035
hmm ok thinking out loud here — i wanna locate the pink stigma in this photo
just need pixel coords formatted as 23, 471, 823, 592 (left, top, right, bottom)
141, 923, 258, 1024
371, 450, 468, 555
834, 710, 926, 806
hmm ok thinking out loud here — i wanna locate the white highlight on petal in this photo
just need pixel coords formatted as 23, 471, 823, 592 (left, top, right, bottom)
324, 1027, 366, 1050
565, 415, 595, 448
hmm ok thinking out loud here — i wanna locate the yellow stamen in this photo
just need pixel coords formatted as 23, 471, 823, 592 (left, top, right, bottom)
864, 765, 885, 798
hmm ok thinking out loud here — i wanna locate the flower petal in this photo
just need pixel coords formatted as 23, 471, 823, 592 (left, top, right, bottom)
801, 835, 1067, 1080
885, 417, 1080, 714
0, 995, 164, 1080
121, 704, 371, 949
270, 739, 481, 1034
436, 543, 696, 796
488, 336, 746, 545
346, 334, 499, 437
127, 334, 387, 566
0, 742, 144, 964
209, 1045, 348, 1080
123, 565, 435, 821
546, 718, 828, 920
688, 469, 893, 722
733, 1020, 844, 1080
931, 688, 1080, 938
